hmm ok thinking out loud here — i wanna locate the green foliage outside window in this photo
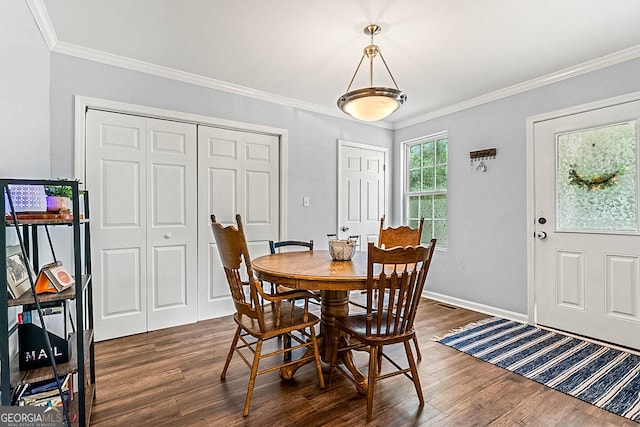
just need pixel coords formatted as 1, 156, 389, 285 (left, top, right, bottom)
407, 136, 448, 247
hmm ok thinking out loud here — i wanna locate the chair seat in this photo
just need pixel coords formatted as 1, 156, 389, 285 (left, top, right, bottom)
348, 290, 390, 310
235, 300, 320, 339
334, 313, 414, 346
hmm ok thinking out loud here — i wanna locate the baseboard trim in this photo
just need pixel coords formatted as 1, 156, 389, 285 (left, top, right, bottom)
424, 291, 528, 324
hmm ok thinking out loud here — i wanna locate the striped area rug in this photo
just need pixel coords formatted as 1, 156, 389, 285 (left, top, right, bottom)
437, 317, 640, 422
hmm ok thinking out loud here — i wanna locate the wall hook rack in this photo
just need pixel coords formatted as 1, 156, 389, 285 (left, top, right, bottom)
470, 148, 496, 171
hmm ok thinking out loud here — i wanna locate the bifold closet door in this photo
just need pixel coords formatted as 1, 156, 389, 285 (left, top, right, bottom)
86, 110, 197, 341
197, 126, 279, 320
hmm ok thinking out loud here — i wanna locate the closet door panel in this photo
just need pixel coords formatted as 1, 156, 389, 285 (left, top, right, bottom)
87, 112, 197, 340
146, 118, 197, 331
197, 126, 279, 319
87, 110, 148, 341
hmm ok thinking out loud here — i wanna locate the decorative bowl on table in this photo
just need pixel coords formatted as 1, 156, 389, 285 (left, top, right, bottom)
328, 238, 357, 261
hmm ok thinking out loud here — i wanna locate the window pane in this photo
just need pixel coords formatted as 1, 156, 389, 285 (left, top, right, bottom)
422, 141, 435, 166
409, 170, 421, 192
556, 121, 637, 232
422, 167, 435, 191
435, 165, 447, 190
434, 220, 447, 246
406, 135, 447, 248
422, 219, 433, 244
436, 138, 448, 165
410, 145, 421, 169
434, 194, 447, 218
420, 195, 432, 219
408, 196, 419, 218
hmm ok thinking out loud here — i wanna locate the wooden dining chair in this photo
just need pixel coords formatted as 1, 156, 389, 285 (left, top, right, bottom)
268, 239, 319, 302
267, 240, 314, 294
329, 241, 436, 422
377, 216, 425, 249
350, 217, 426, 359
211, 214, 325, 417
268, 239, 317, 359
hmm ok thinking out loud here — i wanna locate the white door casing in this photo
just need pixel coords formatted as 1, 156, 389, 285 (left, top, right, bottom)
197, 126, 280, 320
86, 110, 197, 341
529, 96, 640, 350
337, 140, 387, 248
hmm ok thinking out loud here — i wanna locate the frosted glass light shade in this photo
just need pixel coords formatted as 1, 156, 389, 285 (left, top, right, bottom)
338, 87, 406, 122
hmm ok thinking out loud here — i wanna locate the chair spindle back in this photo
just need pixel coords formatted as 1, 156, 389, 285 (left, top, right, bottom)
365, 241, 435, 338
378, 217, 425, 249
211, 214, 264, 329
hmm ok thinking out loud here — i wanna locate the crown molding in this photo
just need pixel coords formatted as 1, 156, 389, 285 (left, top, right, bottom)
54, 42, 395, 130
27, 0, 640, 132
27, 0, 393, 129
27, 0, 57, 49
394, 44, 640, 129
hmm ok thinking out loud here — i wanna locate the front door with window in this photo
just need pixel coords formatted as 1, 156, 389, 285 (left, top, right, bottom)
533, 99, 640, 350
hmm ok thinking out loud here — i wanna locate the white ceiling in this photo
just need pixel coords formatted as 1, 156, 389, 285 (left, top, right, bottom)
37, 0, 640, 127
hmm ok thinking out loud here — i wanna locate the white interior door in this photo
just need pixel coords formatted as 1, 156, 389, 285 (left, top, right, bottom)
86, 110, 197, 341
145, 118, 197, 331
338, 141, 387, 248
197, 126, 279, 320
533, 100, 640, 350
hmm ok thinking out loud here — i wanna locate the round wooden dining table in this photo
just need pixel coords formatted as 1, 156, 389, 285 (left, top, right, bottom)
252, 249, 368, 390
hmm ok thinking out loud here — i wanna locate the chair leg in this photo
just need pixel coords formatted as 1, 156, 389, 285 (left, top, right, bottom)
221, 325, 241, 380
366, 346, 378, 423
243, 338, 263, 417
310, 325, 325, 389
404, 340, 424, 406
413, 335, 422, 361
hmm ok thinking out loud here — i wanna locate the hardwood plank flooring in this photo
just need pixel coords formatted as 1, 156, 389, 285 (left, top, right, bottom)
89, 300, 638, 426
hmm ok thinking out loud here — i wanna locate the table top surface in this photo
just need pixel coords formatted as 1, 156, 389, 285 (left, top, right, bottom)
252, 250, 368, 291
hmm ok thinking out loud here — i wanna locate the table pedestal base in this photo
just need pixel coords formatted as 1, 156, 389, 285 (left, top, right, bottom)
279, 290, 367, 393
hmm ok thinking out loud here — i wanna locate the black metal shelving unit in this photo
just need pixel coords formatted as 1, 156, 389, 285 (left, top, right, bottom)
1, 178, 95, 426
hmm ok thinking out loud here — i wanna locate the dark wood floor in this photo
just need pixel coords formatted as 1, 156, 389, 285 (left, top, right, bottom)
89, 299, 638, 426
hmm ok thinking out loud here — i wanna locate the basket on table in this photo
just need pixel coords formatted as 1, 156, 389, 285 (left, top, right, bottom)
328, 238, 357, 261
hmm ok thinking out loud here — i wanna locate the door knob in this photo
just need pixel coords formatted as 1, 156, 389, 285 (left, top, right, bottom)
164, 233, 172, 239
535, 231, 547, 240
341, 226, 349, 232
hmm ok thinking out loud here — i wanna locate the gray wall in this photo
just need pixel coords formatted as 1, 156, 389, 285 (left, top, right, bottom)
9, 0, 640, 317
394, 58, 640, 315
49, 53, 393, 246
0, 1, 50, 178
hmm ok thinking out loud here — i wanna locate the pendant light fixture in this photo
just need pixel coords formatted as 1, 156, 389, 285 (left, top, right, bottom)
337, 24, 406, 122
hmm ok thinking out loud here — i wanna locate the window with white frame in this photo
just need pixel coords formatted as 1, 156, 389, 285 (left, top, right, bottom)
406, 134, 447, 247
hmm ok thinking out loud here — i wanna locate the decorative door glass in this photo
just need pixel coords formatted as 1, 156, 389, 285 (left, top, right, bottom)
556, 120, 638, 232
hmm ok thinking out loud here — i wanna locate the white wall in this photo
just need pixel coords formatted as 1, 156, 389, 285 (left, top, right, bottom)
48, 53, 393, 246
394, 58, 640, 315
0, 1, 50, 178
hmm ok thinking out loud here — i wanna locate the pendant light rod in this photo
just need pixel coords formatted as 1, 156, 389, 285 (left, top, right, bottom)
344, 54, 366, 93
378, 52, 400, 90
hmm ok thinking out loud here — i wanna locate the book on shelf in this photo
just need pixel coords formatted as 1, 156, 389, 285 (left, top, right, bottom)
12, 373, 73, 406
34, 261, 74, 294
